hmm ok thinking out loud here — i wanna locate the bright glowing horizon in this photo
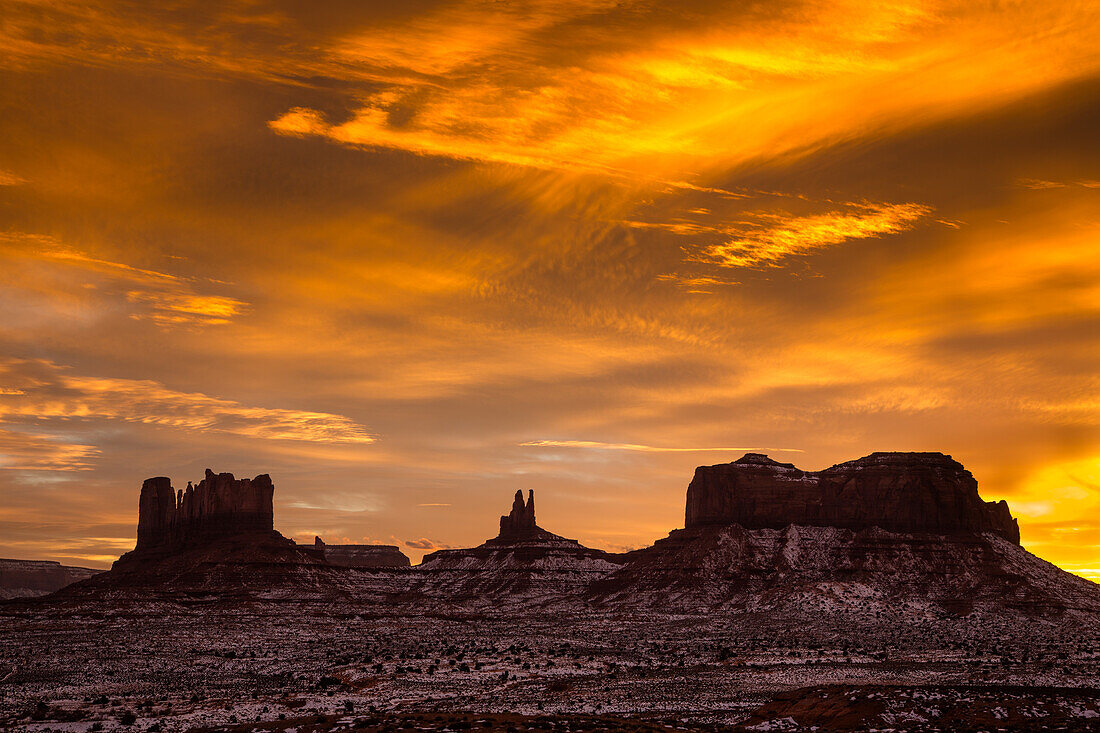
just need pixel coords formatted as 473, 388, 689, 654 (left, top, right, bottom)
0, 0, 1097, 581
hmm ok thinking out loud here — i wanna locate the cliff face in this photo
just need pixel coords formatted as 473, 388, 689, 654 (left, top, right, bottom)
685, 452, 1019, 543
135, 469, 275, 553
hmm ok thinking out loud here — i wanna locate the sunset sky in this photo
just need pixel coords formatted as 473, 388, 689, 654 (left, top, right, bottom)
1, 0, 1097, 577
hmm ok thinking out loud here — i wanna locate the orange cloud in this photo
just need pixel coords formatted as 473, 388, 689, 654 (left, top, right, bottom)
520, 440, 803, 453
1008, 455, 1100, 581
0, 358, 377, 446
655, 274, 741, 293
124, 291, 247, 326
698, 203, 933, 268
0, 170, 26, 186
0, 232, 248, 328
0, 428, 100, 471
262, 0, 1100, 194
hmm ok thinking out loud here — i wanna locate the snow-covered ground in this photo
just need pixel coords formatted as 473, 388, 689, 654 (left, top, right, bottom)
2, 599, 1098, 731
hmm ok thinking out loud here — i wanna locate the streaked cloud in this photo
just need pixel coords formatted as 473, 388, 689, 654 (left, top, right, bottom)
285, 495, 381, 512
697, 203, 933, 269
0, 358, 377, 446
265, 0, 1099, 189
0, 232, 248, 328
1018, 178, 1100, 190
520, 440, 803, 454
124, 291, 247, 326
0, 428, 100, 471
655, 274, 741, 293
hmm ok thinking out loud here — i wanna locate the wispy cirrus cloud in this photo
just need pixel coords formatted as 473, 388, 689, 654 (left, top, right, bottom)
0, 358, 377, 447
1017, 178, 1100, 190
267, 0, 1100, 191
0, 428, 100, 471
655, 274, 741, 293
0, 232, 248, 328
124, 291, 246, 326
520, 440, 802, 453
697, 203, 933, 268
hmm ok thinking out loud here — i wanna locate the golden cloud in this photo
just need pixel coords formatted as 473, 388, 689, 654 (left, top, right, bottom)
0, 232, 248, 328
0, 170, 27, 186
0, 428, 100, 471
520, 440, 802, 453
0, 358, 377, 445
698, 203, 933, 268
263, 0, 1100, 192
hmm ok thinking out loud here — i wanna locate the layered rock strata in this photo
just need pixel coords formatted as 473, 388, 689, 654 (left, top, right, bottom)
686, 452, 1019, 543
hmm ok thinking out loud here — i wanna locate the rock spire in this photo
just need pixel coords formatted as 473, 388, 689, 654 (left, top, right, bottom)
499, 489, 538, 538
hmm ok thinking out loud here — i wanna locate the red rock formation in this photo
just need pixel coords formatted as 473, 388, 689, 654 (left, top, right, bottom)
685, 452, 1019, 543
132, 469, 276, 554
498, 489, 537, 538
312, 536, 411, 568
416, 490, 623, 600
101, 469, 336, 594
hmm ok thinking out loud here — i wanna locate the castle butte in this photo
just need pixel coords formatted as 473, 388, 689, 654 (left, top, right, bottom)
108, 469, 408, 585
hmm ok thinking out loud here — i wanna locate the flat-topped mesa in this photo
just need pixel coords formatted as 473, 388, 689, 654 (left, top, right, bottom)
312, 536, 411, 568
685, 452, 1020, 543
135, 469, 275, 552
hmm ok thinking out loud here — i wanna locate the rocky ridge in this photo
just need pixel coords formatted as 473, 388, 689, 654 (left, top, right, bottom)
587, 523, 1100, 615
0, 559, 102, 599
312, 537, 411, 568
121, 469, 283, 566
31, 453, 1100, 616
